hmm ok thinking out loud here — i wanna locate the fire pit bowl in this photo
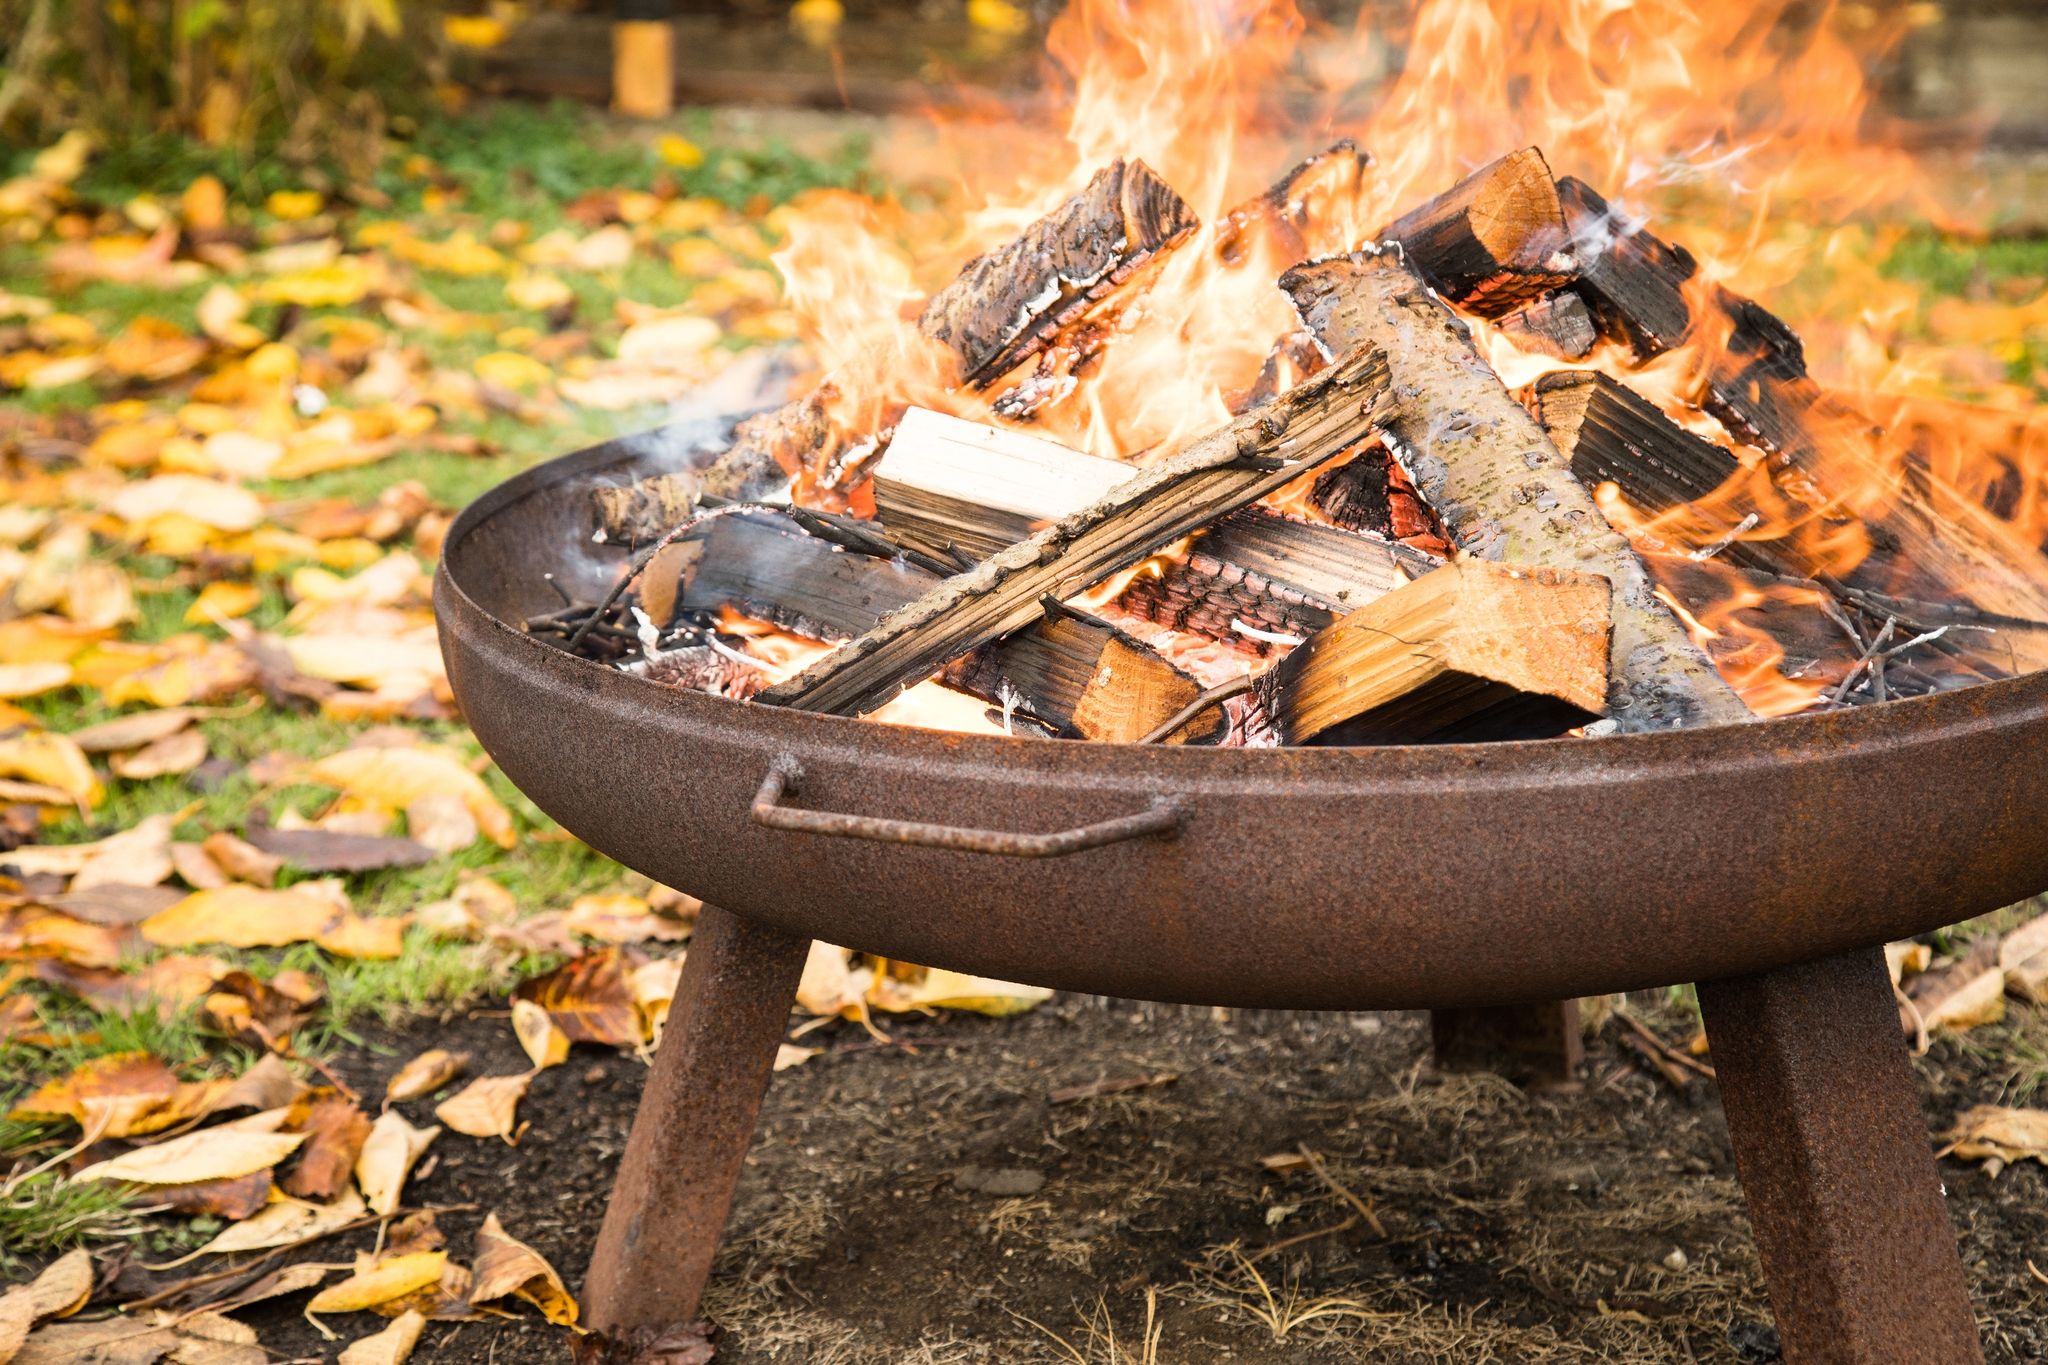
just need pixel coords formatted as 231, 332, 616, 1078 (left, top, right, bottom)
437, 418, 2044, 1363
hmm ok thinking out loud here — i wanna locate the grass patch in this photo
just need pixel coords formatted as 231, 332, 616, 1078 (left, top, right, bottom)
0, 1168, 145, 1272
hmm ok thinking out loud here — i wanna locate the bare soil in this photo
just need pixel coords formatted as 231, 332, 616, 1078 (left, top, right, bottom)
233, 1000, 2047, 1364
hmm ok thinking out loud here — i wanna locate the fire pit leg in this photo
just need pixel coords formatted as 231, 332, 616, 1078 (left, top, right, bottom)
1429, 1000, 1582, 1088
1697, 948, 1982, 1365
583, 904, 810, 1335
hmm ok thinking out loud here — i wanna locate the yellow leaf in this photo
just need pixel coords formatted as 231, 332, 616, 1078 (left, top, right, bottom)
791, 0, 844, 46
308, 1252, 448, 1315
890, 968, 1054, 1018
468, 1213, 577, 1324
186, 581, 265, 625
433, 1074, 531, 1142
657, 135, 705, 170
511, 999, 569, 1071
107, 727, 207, 780
142, 886, 340, 949
355, 1111, 439, 1215
505, 272, 573, 312
444, 15, 508, 47
31, 131, 95, 184
316, 914, 406, 960
0, 661, 71, 699
105, 475, 264, 533
967, 0, 1031, 36
305, 746, 515, 849
617, 315, 721, 367
385, 1049, 468, 1103
0, 729, 100, 808
258, 258, 382, 308
181, 175, 228, 231
338, 1309, 427, 1365
473, 350, 552, 393
266, 190, 324, 221
194, 1188, 366, 1258
395, 232, 507, 278
74, 1127, 304, 1184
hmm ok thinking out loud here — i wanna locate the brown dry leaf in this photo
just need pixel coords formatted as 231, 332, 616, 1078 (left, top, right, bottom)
0, 907, 126, 969
8, 1051, 176, 1128
629, 956, 684, 1045
433, 1074, 531, 1143
16, 1311, 264, 1365
563, 893, 690, 946
316, 914, 407, 960
104, 474, 263, 533
385, 1049, 468, 1104
307, 1252, 448, 1316
199, 832, 282, 888
515, 948, 643, 1048
193, 1187, 366, 1257
0, 729, 101, 809
1942, 1104, 2048, 1170
142, 885, 339, 948
149, 1169, 273, 1219
67, 708, 201, 753
1903, 939, 2006, 1038
795, 941, 869, 1021
355, 1111, 440, 1215
338, 1309, 427, 1365
304, 745, 514, 849
74, 1127, 304, 1184
2000, 914, 2048, 1004
203, 969, 324, 1051
106, 727, 208, 781
45, 883, 183, 926
248, 826, 434, 873
282, 1097, 374, 1201
68, 812, 178, 893
886, 969, 1054, 1018
217, 1053, 310, 1113
170, 841, 229, 891
511, 999, 570, 1071
774, 1044, 821, 1072
0, 1248, 93, 1344
469, 1212, 577, 1325
25, 952, 226, 1017
404, 792, 477, 854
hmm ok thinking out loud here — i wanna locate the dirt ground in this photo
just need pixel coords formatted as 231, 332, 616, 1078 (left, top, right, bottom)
212, 996, 2048, 1364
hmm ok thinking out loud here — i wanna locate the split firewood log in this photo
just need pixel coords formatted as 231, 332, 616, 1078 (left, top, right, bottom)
653, 510, 1218, 744
1280, 249, 1753, 730
1250, 559, 1611, 746
758, 345, 1392, 718
1377, 147, 1575, 318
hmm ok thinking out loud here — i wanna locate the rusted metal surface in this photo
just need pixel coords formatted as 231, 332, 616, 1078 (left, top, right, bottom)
1698, 950, 1984, 1364
582, 902, 810, 1333
437, 429, 2048, 1012
753, 755, 1187, 857
1430, 1001, 1582, 1089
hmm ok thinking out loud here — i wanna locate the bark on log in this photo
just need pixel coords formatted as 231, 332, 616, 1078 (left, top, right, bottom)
1250, 559, 1611, 746
1377, 147, 1574, 318
1495, 290, 1598, 361
591, 392, 835, 542
1281, 250, 1752, 730
663, 510, 1218, 743
1217, 140, 1377, 268
758, 347, 1392, 717
920, 158, 1198, 389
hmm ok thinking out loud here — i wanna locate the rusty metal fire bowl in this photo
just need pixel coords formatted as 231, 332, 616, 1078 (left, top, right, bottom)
437, 418, 2048, 1363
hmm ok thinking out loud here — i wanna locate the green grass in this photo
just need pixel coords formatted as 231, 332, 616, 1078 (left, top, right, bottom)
0, 1169, 145, 1271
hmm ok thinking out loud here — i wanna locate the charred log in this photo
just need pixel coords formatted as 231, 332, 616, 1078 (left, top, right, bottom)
1495, 290, 1598, 361
1248, 559, 1610, 746
1217, 140, 1377, 268
758, 347, 1391, 718
1554, 177, 1697, 361
920, 158, 1198, 389
1281, 250, 1752, 730
1377, 148, 1573, 318
592, 393, 836, 543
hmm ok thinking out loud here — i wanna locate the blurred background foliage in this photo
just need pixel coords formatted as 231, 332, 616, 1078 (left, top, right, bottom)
0, 0, 451, 176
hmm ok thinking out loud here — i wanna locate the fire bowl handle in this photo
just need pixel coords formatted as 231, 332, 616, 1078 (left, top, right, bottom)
750, 756, 1187, 858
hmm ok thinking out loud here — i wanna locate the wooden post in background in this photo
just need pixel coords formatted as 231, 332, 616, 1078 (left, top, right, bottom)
613, 0, 674, 120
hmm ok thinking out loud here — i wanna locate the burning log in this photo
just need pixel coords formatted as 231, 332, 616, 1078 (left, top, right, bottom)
1494, 290, 1598, 361
920, 159, 1199, 389
594, 159, 1199, 542
1249, 559, 1611, 746
1217, 140, 1376, 268
758, 347, 1391, 718
1377, 147, 1573, 318
873, 406, 1438, 651
1280, 250, 1753, 730
1553, 177, 1697, 361
659, 510, 1219, 744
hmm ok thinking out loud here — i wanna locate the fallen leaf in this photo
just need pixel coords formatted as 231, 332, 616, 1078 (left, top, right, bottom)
2, 1246, 92, 1325
246, 826, 434, 873
16, 1310, 263, 1365
217, 1053, 311, 1113
108, 727, 207, 780
0, 906, 126, 968
515, 949, 642, 1047
186, 579, 265, 623
338, 1309, 427, 1365
1902, 939, 2006, 1038
150, 1169, 274, 1219
8, 1051, 177, 1128
74, 1127, 304, 1184
1942, 1104, 2048, 1169
67, 708, 200, 753
403, 792, 478, 854
68, 812, 178, 892
193, 1187, 366, 1257
0, 662, 70, 699
774, 1044, 820, 1072
282, 1097, 374, 1201
308, 1253, 448, 1315
304, 746, 514, 849
568, 1320, 717, 1365
42, 883, 181, 927
563, 893, 691, 945
511, 999, 569, 1071
0, 729, 100, 809
887, 969, 1054, 1018
317, 914, 407, 960
386, 1050, 469, 1104
142, 885, 339, 948
199, 832, 282, 888
433, 1074, 531, 1143
203, 969, 324, 1051
170, 841, 229, 891
469, 1213, 577, 1324
356, 1111, 439, 1215
629, 956, 684, 1044
795, 941, 868, 1020
104, 474, 264, 533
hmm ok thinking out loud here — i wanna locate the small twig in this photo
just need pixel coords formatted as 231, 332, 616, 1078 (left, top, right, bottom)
1247, 1215, 1360, 1265
1828, 615, 1897, 706
2028, 1258, 2047, 1288
1895, 980, 1930, 1057
1689, 512, 1760, 563
1295, 1146, 1387, 1240
1136, 676, 1254, 745
1614, 1010, 1716, 1080
124, 1203, 482, 1299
